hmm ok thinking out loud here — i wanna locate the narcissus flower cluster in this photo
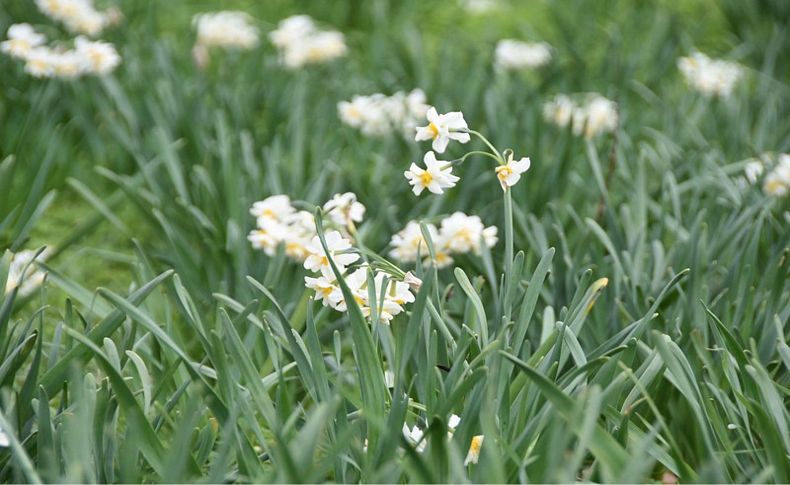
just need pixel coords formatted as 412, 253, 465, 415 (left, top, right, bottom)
2, 24, 120, 78
678, 52, 742, 98
494, 40, 552, 71
389, 213, 498, 268
269, 15, 347, 69
35, 0, 118, 36
338, 89, 430, 138
408, 107, 532, 194
543, 93, 618, 138
741, 153, 790, 197
193, 11, 259, 50
401, 414, 484, 465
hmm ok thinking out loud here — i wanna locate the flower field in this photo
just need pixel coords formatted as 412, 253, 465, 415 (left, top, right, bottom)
1, 0, 789, 482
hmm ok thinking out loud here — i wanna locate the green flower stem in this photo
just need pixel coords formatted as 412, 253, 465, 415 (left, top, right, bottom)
503, 187, 514, 281
465, 129, 505, 164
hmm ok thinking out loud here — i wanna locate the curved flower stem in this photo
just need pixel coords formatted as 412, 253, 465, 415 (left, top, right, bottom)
465, 129, 505, 164
458, 150, 502, 164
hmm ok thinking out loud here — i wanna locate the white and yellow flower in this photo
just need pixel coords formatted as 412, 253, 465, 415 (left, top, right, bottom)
763, 154, 790, 197
464, 435, 484, 465
678, 52, 742, 98
404, 151, 460, 196
304, 230, 359, 279
495, 40, 552, 71
270, 15, 346, 69
495, 153, 531, 190
388, 221, 438, 262
35, 0, 111, 36
250, 195, 295, 223
438, 212, 498, 255
543, 95, 574, 128
5, 249, 51, 297
194, 11, 259, 49
415, 107, 471, 153
1, 24, 46, 59
323, 192, 365, 228
75, 36, 120, 75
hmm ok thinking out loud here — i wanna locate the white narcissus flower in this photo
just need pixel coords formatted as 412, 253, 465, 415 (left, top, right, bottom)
250, 195, 295, 223
304, 230, 360, 280
415, 107, 471, 153
495, 153, 531, 190
75, 36, 120, 75
51, 49, 84, 78
23, 47, 57, 78
304, 275, 342, 309
247, 219, 289, 256
402, 423, 426, 453
404, 151, 460, 196
194, 11, 259, 49
543, 95, 574, 128
764, 154, 790, 197
323, 192, 365, 228
438, 212, 498, 255
270, 15, 346, 69
464, 435, 484, 465
338, 89, 431, 139
678, 52, 742, 98
1, 24, 47, 59
35, 0, 111, 36
744, 159, 765, 184
0, 429, 8, 448
388, 221, 438, 262
494, 40, 552, 70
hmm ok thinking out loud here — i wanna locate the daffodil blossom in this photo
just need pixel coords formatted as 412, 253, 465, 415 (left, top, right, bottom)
1, 24, 46, 59
303, 230, 360, 279
323, 192, 365, 228
764, 154, 790, 197
304, 275, 343, 308
415, 107, 471, 153
404, 151, 459, 196
464, 435, 484, 465
495, 153, 531, 190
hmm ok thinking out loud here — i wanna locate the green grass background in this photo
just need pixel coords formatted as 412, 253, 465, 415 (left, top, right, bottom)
1, 0, 789, 482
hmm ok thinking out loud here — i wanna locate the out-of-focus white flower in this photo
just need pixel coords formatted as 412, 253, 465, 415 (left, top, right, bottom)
389, 221, 438, 262
415, 107, 471, 153
269, 15, 315, 49
464, 435, 484, 465
5, 249, 51, 297
247, 219, 289, 256
194, 11, 258, 49
744, 159, 765, 184
404, 151, 460, 196
764, 153, 790, 197
304, 230, 360, 280
35, 0, 111, 36
323, 192, 366, 228
250, 195, 295, 222
402, 423, 426, 452
569, 95, 618, 139
75, 36, 120, 74
22, 47, 57, 78
460, 0, 500, 13
0, 429, 8, 447
495, 40, 552, 70
270, 15, 346, 69
495, 153, 531, 190
545, 94, 617, 138
338, 89, 430, 139
438, 212, 498, 255
678, 52, 742, 98
1, 24, 46, 59
448, 414, 461, 431
384, 370, 395, 388
543, 95, 574, 128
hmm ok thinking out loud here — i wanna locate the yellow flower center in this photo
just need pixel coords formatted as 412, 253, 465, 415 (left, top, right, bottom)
495, 165, 512, 182
319, 255, 329, 266
320, 286, 333, 297
419, 171, 433, 186
469, 436, 483, 454
427, 122, 440, 139
764, 179, 786, 195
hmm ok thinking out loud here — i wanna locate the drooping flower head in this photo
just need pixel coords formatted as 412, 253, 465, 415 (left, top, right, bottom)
495, 152, 531, 190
